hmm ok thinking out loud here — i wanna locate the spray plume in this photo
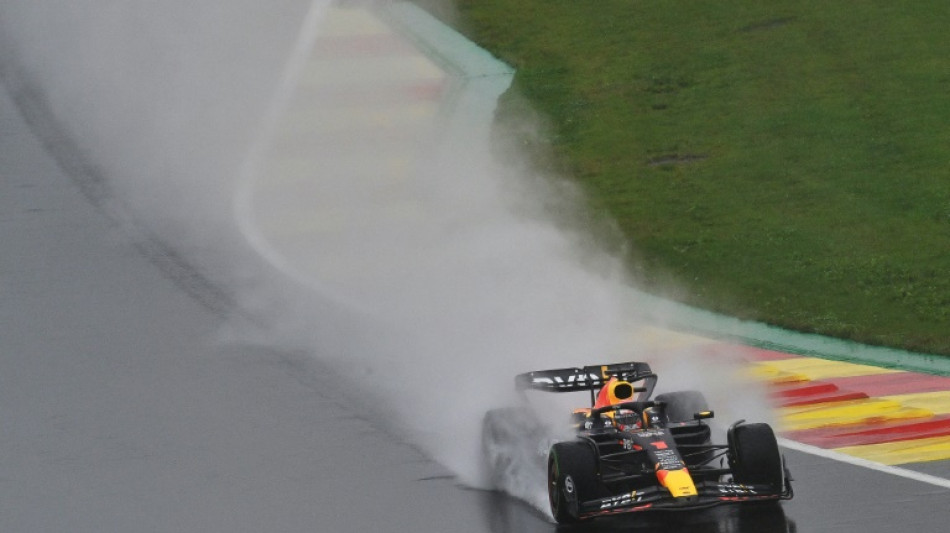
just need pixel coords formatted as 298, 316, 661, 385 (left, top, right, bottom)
0, 0, 773, 516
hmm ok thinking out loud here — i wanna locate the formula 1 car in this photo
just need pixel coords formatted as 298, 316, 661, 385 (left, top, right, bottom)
481, 361, 793, 524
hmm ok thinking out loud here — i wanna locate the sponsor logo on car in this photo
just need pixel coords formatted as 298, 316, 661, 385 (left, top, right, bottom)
599, 491, 640, 509
531, 372, 602, 386
719, 484, 757, 495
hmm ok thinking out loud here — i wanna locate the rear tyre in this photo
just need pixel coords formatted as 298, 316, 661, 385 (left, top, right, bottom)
654, 390, 709, 422
728, 423, 784, 489
656, 391, 713, 467
547, 441, 605, 524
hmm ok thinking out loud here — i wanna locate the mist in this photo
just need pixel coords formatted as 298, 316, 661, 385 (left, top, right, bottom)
1, 0, 773, 516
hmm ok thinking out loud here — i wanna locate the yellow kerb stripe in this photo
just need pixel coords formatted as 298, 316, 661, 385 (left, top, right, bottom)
778, 398, 932, 432
835, 436, 950, 466
752, 358, 899, 382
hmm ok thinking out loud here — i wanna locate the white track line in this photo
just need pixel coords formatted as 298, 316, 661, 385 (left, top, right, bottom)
231, 0, 369, 310
778, 437, 950, 490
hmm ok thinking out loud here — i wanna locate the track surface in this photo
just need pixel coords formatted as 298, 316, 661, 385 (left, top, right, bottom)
3, 3, 950, 533
0, 76, 490, 533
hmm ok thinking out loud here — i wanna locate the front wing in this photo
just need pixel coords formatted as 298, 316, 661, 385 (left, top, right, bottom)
579, 480, 793, 519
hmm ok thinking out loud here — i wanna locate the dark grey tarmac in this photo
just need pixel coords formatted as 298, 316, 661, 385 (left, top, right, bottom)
3, 26, 950, 533
0, 75, 490, 533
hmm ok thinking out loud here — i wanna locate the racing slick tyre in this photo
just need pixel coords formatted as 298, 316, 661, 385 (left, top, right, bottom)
656, 390, 713, 467
728, 422, 784, 490
547, 441, 606, 524
654, 390, 709, 422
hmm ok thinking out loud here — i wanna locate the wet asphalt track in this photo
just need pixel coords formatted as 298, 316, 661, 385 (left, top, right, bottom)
0, 73, 489, 533
3, 51, 950, 533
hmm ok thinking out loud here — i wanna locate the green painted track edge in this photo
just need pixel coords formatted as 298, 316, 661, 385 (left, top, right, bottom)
630, 289, 950, 377
380, 2, 515, 80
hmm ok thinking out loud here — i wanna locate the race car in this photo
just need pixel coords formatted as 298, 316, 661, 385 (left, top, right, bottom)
481, 361, 793, 524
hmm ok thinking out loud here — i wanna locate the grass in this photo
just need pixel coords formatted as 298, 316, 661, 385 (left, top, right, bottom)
414, 1, 950, 355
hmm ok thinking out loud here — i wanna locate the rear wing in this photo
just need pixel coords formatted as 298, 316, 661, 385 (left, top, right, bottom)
515, 361, 656, 393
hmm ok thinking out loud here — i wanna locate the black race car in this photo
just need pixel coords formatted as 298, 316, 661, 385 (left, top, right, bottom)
481, 361, 793, 524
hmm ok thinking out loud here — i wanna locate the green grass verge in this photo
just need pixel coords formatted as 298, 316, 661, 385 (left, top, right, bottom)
414, 0, 950, 355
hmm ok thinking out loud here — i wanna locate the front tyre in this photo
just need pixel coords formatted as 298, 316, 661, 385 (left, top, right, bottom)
547, 441, 604, 524
728, 422, 784, 489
